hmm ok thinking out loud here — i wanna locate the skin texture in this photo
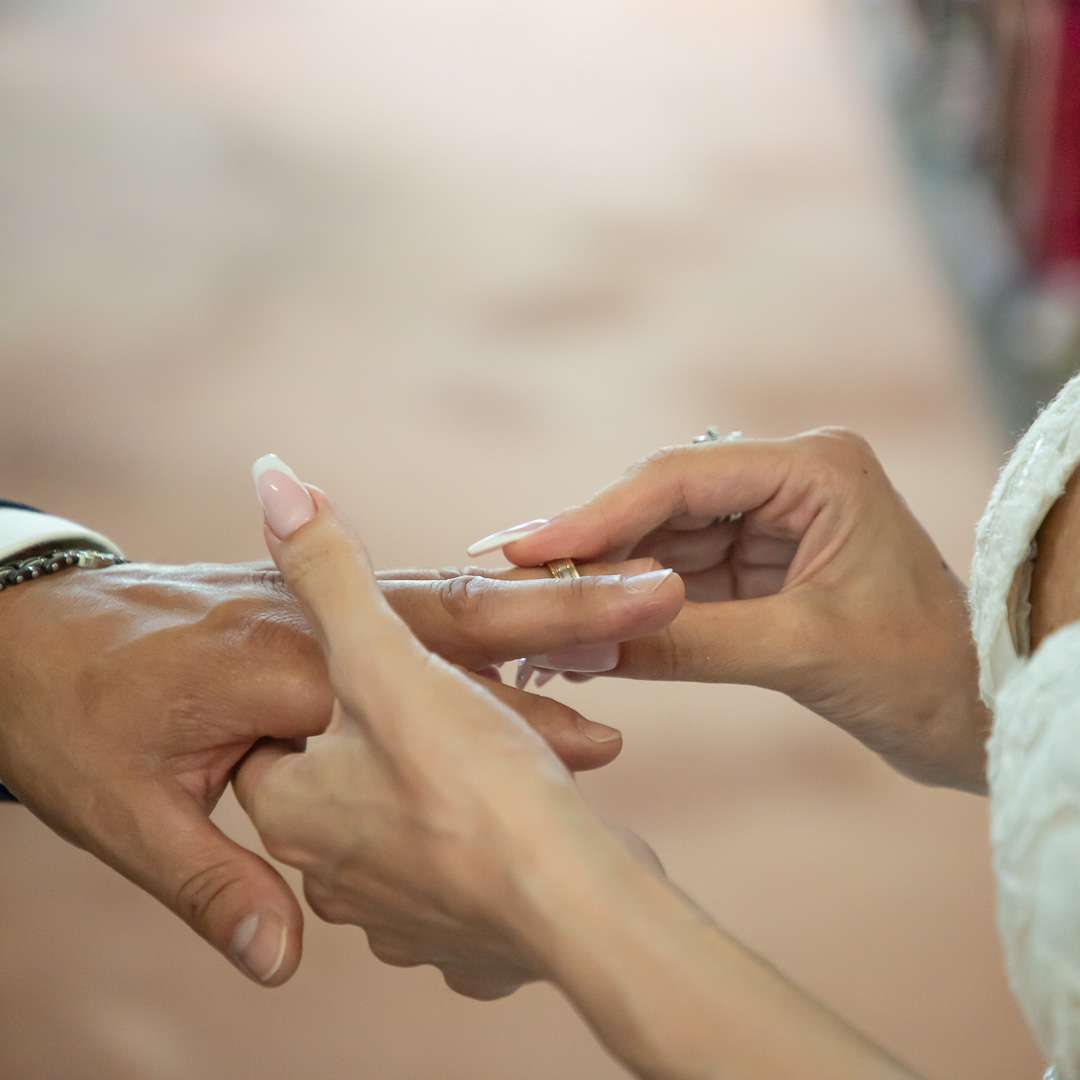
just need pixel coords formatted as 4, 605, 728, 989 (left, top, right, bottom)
0, 556, 681, 985
502, 428, 991, 793
235, 479, 920, 1079
1030, 468, 1080, 650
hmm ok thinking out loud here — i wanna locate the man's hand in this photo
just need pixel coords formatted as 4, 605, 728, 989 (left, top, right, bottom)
0, 555, 682, 985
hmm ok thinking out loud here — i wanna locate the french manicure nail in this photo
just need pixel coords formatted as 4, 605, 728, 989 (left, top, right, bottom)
466, 519, 550, 557
530, 642, 620, 674
622, 568, 674, 594
231, 911, 288, 984
575, 715, 622, 743
252, 453, 315, 541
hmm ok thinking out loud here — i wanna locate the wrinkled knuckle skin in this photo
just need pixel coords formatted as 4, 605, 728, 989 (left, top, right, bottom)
174, 860, 250, 930
437, 574, 497, 635
248, 565, 293, 603
573, 574, 634, 641
435, 566, 468, 581
211, 595, 314, 665
565, 574, 590, 605
237, 607, 313, 655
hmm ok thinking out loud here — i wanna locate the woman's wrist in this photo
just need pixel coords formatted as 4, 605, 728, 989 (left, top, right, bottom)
502, 816, 725, 1078
504, 814, 919, 1080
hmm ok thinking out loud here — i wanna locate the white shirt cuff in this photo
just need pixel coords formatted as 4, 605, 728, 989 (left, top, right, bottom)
0, 509, 124, 563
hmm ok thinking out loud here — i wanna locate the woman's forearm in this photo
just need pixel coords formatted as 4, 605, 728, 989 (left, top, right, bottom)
514, 835, 922, 1080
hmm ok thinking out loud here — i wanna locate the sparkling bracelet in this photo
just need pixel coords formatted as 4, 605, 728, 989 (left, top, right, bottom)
0, 547, 127, 591
0, 546, 128, 801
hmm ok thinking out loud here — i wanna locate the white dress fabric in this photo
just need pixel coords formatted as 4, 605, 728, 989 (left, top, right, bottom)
970, 373, 1080, 1080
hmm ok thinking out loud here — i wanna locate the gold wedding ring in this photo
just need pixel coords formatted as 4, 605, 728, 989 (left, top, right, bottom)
546, 558, 581, 581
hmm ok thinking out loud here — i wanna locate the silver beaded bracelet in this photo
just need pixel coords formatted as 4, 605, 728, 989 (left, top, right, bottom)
0, 547, 127, 591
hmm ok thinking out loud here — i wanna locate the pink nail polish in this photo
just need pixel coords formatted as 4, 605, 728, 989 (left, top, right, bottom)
530, 642, 620, 674
466, 519, 550, 557
252, 454, 315, 540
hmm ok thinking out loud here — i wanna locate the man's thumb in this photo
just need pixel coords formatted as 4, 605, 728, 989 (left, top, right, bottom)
133, 798, 304, 987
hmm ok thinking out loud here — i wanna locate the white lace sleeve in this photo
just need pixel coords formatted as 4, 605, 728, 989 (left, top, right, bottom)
970, 373, 1080, 707
970, 373, 1080, 1080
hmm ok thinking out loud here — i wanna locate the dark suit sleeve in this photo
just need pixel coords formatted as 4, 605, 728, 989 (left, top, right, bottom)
0, 500, 34, 801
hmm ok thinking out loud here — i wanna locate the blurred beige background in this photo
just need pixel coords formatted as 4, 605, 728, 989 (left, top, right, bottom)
0, 2, 1043, 1078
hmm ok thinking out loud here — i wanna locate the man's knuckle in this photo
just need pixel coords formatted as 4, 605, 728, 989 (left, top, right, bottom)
249, 565, 290, 599
565, 575, 590, 604
437, 574, 495, 630
236, 608, 302, 654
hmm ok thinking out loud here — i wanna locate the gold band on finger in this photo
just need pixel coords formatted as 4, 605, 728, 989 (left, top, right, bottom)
546, 558, 581, 581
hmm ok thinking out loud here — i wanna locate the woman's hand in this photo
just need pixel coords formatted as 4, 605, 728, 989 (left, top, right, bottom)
234, 456, 681, 999
476, 429, 989, 792
234, 456, 920, 1080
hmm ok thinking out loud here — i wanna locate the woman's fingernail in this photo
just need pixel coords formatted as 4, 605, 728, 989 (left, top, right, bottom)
466, 519, 550, 557
530, 642, 620, 674
514, 659, 535, 690
231, 911, 288, 984
622, 568, 674, 594
252, 453, 315, 540
575, 715, 622, 744
534, 669, 558, 690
